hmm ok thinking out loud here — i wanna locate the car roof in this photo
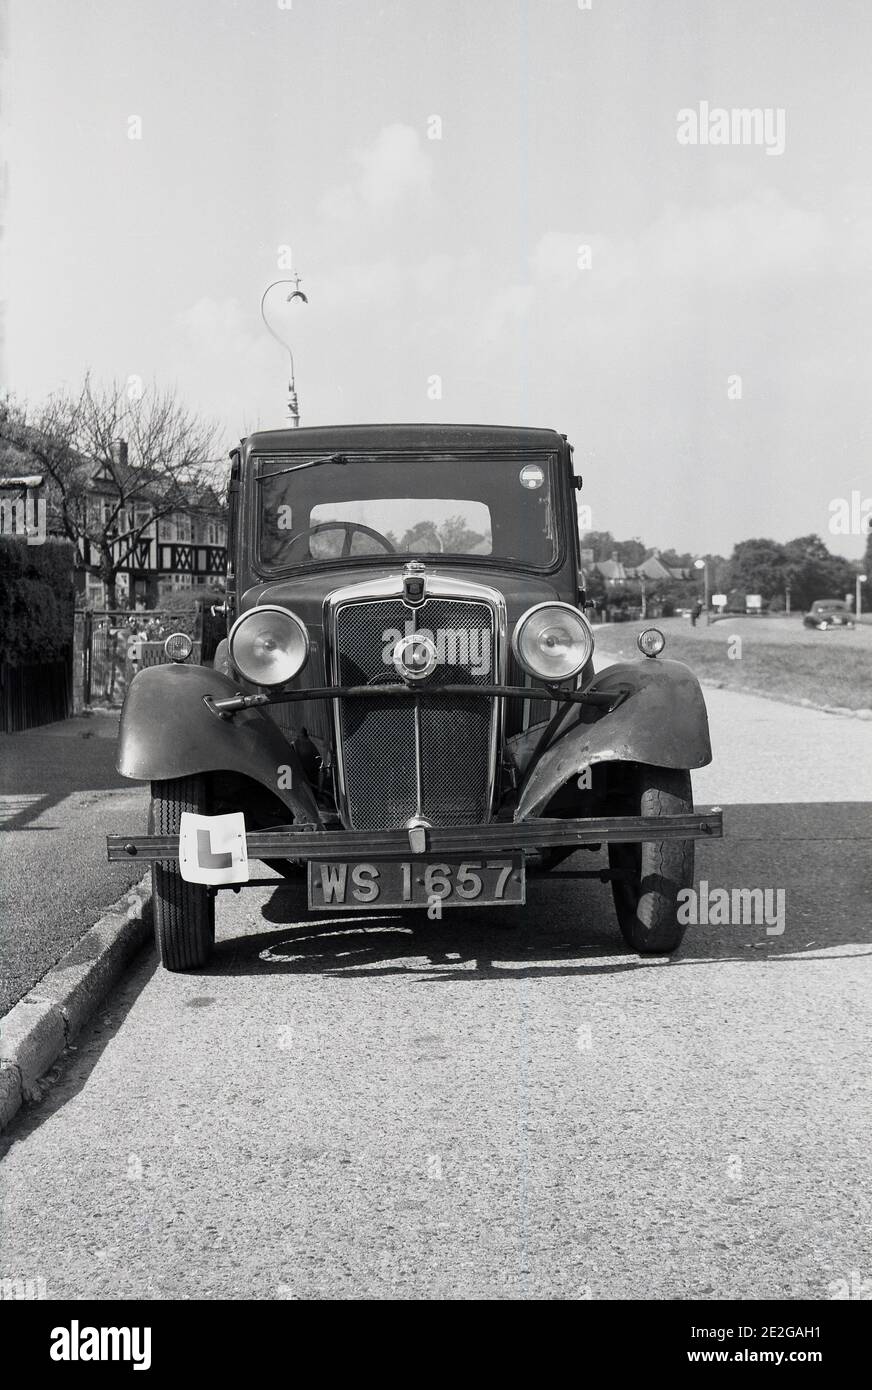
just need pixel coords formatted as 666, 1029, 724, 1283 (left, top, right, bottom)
241, 423, 568, 455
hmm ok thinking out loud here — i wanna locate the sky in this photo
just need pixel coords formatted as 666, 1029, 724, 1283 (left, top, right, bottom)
2, 0, 871, 558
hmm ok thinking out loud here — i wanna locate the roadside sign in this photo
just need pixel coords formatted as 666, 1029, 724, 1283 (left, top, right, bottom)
712, 592, 727, 608
746, 594, 763, 609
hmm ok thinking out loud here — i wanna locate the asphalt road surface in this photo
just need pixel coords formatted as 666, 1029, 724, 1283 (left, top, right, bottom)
0, 713, 148, 1015
1, 687, 870, 1299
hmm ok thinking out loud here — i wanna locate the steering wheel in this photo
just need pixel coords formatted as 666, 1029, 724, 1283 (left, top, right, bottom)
283, 521, 396, 560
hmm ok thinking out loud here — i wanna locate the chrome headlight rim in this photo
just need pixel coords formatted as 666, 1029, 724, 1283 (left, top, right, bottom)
637, 626, 666, 658
511, 601, 594, 683
228, 603, 310, 687
163, 631, 194, 663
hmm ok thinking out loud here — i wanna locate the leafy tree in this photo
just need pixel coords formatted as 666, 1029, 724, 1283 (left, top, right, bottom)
782, 534, 855, 611
580, 530, 616, 563
614, 538, 647, 567
726, 538, 788, 601
438, 513, 486, 552
658, 548, 695, 570
400, 516, 485, 552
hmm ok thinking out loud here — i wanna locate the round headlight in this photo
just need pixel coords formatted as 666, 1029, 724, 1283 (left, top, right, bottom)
637, 627, 665, 658
228, 605, 309, 686
164, 631, 193, 663
511, 602, 594, 682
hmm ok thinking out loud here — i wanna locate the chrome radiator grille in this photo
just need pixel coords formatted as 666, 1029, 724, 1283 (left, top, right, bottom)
332, 595, 497, 830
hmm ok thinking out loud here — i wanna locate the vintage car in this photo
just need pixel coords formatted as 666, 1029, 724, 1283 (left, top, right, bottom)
108, 424, 722, 969
803, 599, 855, 630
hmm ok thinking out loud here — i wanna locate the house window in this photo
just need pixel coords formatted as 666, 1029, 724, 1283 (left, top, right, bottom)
205, 519, 225, 545
171, 572, 193, 590
134, 507, 155, 538
161, 512, 193, 543
86, 575, 107, 608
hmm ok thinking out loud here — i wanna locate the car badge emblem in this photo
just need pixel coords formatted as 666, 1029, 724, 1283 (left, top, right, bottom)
402, 561, 426, 606
392, 632, 437, 683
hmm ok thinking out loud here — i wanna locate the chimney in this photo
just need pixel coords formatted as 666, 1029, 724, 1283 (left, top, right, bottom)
111, 439, 129, 471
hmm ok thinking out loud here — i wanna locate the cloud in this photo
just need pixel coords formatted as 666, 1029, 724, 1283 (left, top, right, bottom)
170, 296, 279, 434
476, 283, 536, 348
318, 123, 433, 226
531, 191, 827, 295
174, 296, 262, 357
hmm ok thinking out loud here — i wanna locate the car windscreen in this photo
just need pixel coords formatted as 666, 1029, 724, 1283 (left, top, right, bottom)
255, 452, 560, 571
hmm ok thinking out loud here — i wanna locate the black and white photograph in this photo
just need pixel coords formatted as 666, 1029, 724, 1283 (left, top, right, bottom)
0, 0, 869, 1353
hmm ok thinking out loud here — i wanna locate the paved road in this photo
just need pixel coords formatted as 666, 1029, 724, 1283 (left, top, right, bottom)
0, 713, 148, 1014
1, 687, 870, 1299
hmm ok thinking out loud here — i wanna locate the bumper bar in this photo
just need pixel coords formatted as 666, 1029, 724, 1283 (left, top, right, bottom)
108, 809, 723, 864
203, 683, 623, 717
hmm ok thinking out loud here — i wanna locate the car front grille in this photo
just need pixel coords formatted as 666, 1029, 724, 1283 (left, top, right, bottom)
333, 595, 497, 830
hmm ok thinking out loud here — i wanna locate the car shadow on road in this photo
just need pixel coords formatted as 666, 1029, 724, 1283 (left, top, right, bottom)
0, 722, 131, 831
213, 801, 872, 980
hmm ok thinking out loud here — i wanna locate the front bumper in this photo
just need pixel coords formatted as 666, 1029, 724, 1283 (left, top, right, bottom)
107, 809, 723, 867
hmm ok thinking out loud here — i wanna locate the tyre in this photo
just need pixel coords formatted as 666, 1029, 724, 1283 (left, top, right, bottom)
150, 775, 215, 971
608, 765, 694, 955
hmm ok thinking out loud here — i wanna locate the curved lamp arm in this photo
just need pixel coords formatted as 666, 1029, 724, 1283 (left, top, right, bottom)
260, 280, 300, 387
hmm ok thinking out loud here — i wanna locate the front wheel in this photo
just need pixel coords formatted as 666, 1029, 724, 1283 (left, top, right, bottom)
150, 775, 215, 971
608, 766, 694, 954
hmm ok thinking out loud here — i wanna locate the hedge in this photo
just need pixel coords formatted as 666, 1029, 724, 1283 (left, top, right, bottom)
0, 537, 76, 667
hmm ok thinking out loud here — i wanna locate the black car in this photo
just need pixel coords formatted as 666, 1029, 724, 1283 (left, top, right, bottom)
108, 424, 722, 968
803, 599, 855, 630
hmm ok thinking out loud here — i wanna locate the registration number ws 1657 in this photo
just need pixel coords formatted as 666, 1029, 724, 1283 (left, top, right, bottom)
307, 856, 525, 910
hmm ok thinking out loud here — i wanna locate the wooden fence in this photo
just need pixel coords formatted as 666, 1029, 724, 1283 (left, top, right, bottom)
0, 650, 73, 733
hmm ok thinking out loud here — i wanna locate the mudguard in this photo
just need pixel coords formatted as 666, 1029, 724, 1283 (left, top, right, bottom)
116, 663, 321, 824
516, 658, 713, 820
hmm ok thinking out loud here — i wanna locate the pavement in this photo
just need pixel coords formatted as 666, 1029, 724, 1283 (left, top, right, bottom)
0, 712, 149, 1014
0, 686, 870, 1299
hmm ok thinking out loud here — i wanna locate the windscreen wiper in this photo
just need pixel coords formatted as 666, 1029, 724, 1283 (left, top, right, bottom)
259, 453, 349, 479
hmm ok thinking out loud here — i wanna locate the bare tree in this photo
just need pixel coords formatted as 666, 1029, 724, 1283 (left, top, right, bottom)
0, 375, 222, 608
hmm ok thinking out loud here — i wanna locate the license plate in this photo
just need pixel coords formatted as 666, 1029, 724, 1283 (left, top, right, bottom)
307, 856, 525, 910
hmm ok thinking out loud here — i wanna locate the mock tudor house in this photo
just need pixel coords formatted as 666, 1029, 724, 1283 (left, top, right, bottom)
1, 435, 227, 609
78, 462, 227, 609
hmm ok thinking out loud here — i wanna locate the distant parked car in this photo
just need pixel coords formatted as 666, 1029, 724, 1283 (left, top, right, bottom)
803, 599, 855, 630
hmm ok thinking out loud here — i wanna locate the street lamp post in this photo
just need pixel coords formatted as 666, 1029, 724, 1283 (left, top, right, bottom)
694, 557, 709, 625
857, 572, 867, 620
260, 275, 308, 427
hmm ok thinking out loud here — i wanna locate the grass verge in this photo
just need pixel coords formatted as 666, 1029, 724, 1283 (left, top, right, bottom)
594, 617, 872, 712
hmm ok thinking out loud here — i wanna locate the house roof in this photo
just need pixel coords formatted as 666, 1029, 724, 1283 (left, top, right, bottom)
595, 559, 628, 580
591, 551, 694, 584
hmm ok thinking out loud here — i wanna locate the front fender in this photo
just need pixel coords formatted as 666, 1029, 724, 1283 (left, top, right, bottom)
117, 663, 321, 824
516, 658, 712, 820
